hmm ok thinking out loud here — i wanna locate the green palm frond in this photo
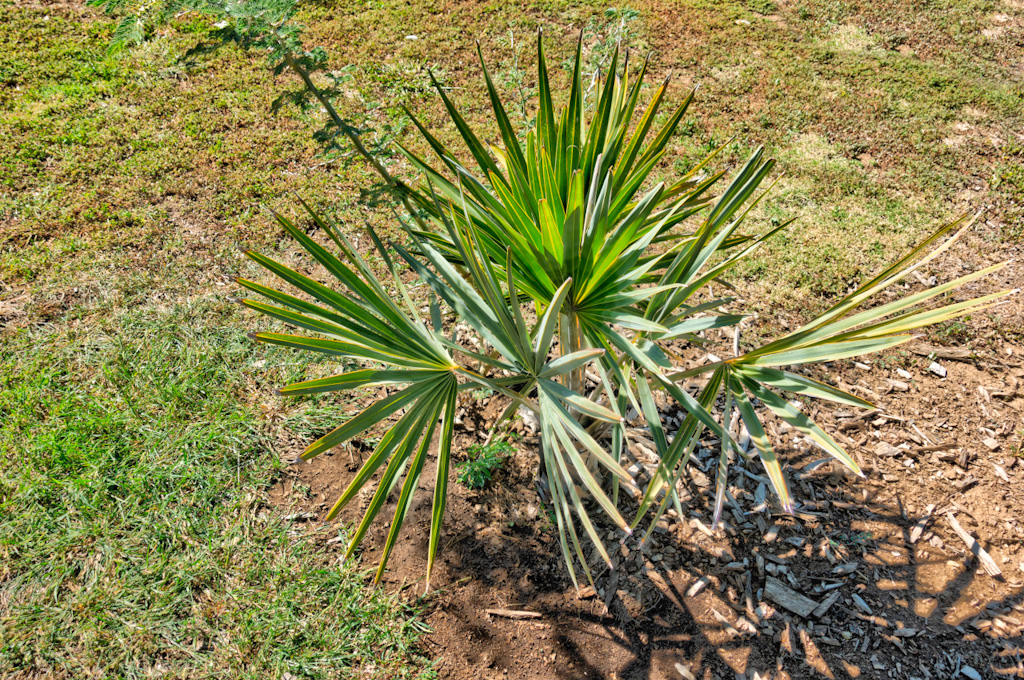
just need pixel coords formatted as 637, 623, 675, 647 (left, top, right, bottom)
236, 34, 1010, 590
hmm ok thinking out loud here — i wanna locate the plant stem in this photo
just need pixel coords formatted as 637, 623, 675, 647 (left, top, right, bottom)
558, 311, 585, 395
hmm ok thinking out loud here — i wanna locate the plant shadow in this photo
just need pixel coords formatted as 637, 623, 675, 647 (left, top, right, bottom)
274, 433, 1023, 679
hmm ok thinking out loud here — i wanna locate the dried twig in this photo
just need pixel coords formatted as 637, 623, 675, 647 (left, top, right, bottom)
485, 608, 542, 619
945, 513, 1002, 579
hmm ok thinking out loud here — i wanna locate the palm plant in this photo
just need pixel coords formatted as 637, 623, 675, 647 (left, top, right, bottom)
237, 34, 1009, 589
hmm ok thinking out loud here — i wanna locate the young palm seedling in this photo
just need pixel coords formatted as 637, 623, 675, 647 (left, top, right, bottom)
234, 35, 1009, 590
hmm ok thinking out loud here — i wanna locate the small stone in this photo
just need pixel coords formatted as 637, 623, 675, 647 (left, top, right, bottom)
897, 368, 913, 380
928, 362, 947, 378
517, 405, 539, 433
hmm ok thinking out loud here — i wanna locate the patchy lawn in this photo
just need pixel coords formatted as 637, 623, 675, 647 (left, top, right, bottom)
1, 0, 1021, 677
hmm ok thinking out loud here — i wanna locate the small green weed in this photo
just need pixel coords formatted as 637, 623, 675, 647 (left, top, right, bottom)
748, 0, 778, 14
457, 439, 514, 489
930, 318, 972, 344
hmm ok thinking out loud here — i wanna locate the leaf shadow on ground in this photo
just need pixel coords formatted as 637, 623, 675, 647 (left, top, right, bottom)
274, 434, 1024, 680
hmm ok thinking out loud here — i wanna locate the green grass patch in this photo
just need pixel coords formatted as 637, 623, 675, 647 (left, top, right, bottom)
0, 300, 426, 679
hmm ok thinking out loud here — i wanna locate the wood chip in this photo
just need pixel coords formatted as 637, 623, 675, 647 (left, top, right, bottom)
763, 576, 819, 618
686, 575, 712, 598
851, 593, 873, 614
917, 442, 957, 454
852, 611, 889, 628
982, 437, 1000, 452
874, 441, 901, 457
911, 344, 974, 361
675, 662, 697, 680
955, 477, 979, 492
736, 616, 758, 635
691, 518, 715, 537
946, 513, 1003, 579
811, 590, 841, 618
909, 504, 936, 544
485, 608, 542, 619
710, 608, 741, 636
961, 666, 982, 680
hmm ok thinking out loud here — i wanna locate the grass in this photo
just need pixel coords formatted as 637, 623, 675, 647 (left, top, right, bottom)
1, 0, 1021, 676
3, 0, 1020, 319
0, 299, 428, 678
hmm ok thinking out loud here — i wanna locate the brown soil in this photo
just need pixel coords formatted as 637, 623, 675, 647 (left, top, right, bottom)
269, 237, 1024, 680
